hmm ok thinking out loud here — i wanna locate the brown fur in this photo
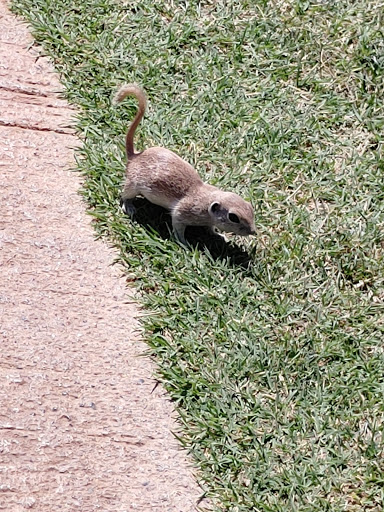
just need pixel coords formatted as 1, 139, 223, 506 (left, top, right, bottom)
113, 84, 256, 244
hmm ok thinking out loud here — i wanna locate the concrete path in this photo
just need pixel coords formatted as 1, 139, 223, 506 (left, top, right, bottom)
0, 2, 201, 510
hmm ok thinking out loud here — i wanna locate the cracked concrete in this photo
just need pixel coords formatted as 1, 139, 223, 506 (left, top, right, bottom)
0, 1, 202, 511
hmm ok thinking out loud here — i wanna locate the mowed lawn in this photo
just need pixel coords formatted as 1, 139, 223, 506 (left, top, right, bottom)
12, 0, 384, 510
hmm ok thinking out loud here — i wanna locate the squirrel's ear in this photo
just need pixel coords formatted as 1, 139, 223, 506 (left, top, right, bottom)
209, 202, 221, 214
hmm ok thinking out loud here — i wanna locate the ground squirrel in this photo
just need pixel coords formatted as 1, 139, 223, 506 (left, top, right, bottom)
113, 84, 255, 244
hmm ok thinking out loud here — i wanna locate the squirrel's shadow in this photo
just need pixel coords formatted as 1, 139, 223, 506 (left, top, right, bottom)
127, 198, 253, 269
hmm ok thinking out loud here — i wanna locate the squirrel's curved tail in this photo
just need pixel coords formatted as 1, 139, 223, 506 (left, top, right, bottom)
113, 84, 147, 158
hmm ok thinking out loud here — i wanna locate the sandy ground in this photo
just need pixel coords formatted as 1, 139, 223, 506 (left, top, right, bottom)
0, 2, 202, 510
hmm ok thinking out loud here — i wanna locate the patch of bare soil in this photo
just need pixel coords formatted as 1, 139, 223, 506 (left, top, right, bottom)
0, 2, 202, 510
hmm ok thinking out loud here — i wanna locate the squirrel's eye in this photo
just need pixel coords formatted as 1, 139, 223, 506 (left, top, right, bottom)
228, 213, 240, 223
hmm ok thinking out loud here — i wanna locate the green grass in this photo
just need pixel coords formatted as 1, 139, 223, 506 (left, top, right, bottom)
11, 0, 384, 510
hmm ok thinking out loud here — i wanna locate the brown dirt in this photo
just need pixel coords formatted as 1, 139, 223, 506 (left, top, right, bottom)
0, 2, 202, 510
